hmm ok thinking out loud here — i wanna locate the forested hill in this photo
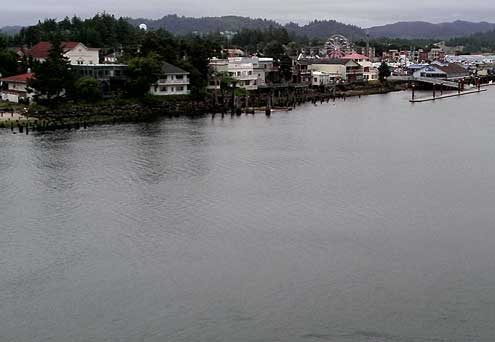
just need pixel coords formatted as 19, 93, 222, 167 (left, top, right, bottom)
127, 15, 281, 35
285, 20, 365, 40
368, 20, 495, 39
448, 30, 495, 53
127, 15, 366, 39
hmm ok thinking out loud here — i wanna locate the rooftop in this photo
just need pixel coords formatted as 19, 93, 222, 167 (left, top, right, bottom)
0, 72, 35, 83
342, 53, 369, 60
161, 62, 189, 75
28, 42, 99, 59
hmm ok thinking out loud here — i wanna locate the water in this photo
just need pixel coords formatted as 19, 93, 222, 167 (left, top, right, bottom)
2, 89, 495, 342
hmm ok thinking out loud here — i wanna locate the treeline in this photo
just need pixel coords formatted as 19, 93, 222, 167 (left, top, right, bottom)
448, 30, 495, 53
0, 34, 22, 77
14, 14, 144, 48
366, 38, 437, 56
138, 29, 222, 97
127, 15, 367, 39
128, 15, 281, 35
230, 27, 294, 55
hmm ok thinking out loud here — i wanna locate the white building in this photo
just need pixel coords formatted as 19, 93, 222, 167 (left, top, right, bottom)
208, 58, 258, 90
413, 65, 447, 78
309, 59, 363, 82
0, 72, 34, 103
311, 71, 339, 86
150, 62, 190, 96
26, 41, 100, 65
359, 60, 379, 81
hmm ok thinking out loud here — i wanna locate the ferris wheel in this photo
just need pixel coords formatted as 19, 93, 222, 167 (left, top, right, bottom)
325, 34, 351, 59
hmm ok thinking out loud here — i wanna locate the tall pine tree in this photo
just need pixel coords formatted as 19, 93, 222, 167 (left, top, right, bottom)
29, 37, 75, 104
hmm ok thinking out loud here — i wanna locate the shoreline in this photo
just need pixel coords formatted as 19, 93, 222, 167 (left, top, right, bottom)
0, 82, 407, 130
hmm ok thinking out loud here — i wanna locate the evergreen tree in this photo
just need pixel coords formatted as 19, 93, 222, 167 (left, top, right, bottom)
378, 62, 391, 82
126, 53, 161, 97
29, 37, 75, 104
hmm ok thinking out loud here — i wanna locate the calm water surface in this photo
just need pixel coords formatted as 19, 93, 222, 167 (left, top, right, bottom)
2, 90, 495, 342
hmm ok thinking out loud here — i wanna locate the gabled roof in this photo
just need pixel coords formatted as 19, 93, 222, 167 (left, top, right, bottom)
342, 53, 369, 60
160, 62, 189, 75
28, 41, 98, 59
0, 72, 35, 83
314, 58, 359, 66
435, 63, 468, 75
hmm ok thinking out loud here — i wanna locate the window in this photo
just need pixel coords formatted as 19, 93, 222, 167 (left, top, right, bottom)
176, 75, 183, 79
178, 86, 184, 91
160, 87, 168, 92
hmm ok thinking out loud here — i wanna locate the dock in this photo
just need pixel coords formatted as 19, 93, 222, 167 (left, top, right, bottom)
410, 89, 487, 103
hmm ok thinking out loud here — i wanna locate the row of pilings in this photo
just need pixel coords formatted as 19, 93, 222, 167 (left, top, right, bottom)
209, 84, 342, 115
0, 117, 93, 134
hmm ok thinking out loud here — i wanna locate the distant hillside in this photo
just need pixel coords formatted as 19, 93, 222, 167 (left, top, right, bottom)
368, 20, 495, 39
285, 20, 365, 40
0, 25, 23, 35
128, 15, 366, 39
128, 15, 281, 35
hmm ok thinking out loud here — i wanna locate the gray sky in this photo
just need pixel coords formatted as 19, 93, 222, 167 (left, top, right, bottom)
1, 0, 495, 27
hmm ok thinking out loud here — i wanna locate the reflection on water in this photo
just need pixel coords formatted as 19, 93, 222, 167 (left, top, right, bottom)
2, 90, 495, 342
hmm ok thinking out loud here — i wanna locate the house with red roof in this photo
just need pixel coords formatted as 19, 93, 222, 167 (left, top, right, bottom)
26, 41, 100, 65
0, 72, 35, 103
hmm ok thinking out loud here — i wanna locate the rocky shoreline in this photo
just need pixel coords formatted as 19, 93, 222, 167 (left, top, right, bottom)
0, 81, 407, 131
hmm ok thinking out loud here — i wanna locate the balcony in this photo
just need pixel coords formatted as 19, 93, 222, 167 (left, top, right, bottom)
157, 78, 189, 85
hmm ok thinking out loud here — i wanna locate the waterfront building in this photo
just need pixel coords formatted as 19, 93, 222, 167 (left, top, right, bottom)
311, 71, 340, 86
412, 63, 468, 80
342, 54, 378, 81
72, 64, 128, 97
413, 65, 448, 78
430, 62, 470, 79
22, 41, 100, 65
291, 58, 313, 85
234, 57, 277, 86
309, 59, 364, 82
0, 72, 34, 103
150, 62, 190, 96
208, 58, 258, 90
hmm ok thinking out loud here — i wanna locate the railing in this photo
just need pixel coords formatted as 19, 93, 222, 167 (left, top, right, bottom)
156, 79, 189, 85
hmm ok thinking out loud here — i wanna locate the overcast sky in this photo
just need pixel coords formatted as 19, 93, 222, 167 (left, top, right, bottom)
2, 0, 495, 27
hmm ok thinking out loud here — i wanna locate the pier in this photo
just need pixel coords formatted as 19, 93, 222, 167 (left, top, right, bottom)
410, 88, 487, 103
